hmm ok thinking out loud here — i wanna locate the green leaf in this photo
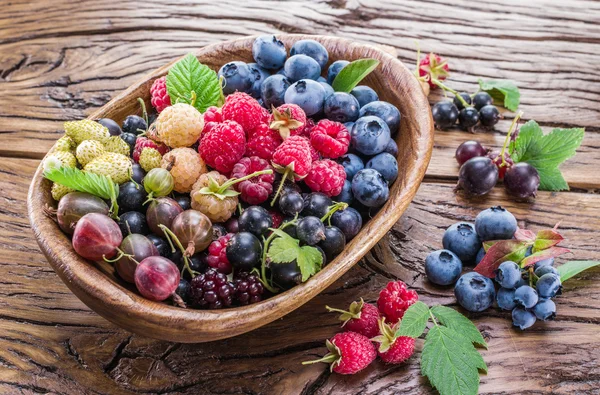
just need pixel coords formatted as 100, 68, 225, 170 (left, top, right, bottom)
556, 261, 600, 283
510, 120, 585, 191
268, 234, 300, 264
421, 326, 487, 395
267, 229, 322, 282
430, 306, 487, 348
395, 301, 430, 338
478, 79, 520, 111
166, 53, 221, 113
297, 245, 323, 282
332, 58, 380, 93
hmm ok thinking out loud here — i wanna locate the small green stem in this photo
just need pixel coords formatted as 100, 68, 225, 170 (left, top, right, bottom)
189, 91, 198, 108
498, 111, 523, 167
258, 219, 297, 293
160, 225, 196, 278
270, 168, 291, 206
428, 309, 439, 327
321, 202, 349, 225
431, 78, 470, 109
137, 98, 148, 126
413, 41, 421, 78
218, 169, 273, 193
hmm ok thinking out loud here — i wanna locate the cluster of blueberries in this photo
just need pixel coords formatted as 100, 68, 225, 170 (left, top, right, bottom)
424, 206, 561, 330
432, 91, 501, 130
218, 35, 402, 209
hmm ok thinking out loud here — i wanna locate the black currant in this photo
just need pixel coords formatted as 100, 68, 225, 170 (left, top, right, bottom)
432, 101, 459, 129
453, 92, 472, 110
330, 207, 362, 241
479, 105, 500, 127
318, 226, 346, 261
279, 191, 304, 216
98, 118, 122, 136
120, 132, 137, 156
226, 232, 262, 271
238, 206, 273, 237
455, 140, 487, 166
458, 107, 479, 129
301, 193, 333, 218
504, 163, 540, 198
117, 181, 147, 213
270, 261, 302, 290
296, 216, 326, 245
118, 211, 149, 236
458, 156, 498, 196
146, 233, 171, 258
473, 92, 493, 110
122, 115, 147, 135
130, 164, 145, 184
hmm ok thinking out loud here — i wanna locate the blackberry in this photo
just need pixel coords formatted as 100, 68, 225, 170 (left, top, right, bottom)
190, 269, 235, 309
233, 272, 264, 305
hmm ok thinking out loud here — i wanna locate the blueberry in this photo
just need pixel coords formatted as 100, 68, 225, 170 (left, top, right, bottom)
327, 60, 349, 84
514, 285, 539, 308
350, 116, 391, 156
333, 180, 353, 204
248, 63, 270, 99
458, 107, 479, 129
534, 258, 554, 270
118, 211, 149, 236
366, 153, 398, 184
442, 222, 481, 265
512, 307, 536, 330
117, 181, 147, 213
98, 118, 122, 136
279, 191, 304, 216
302, 193, 333, 218
290, 39, 329, 69
475, 247, 485, 265
319, 81, 335, 99
432, 101, 459, 129
331, 207, 362, 240
218, 61, 253, 95
344, 122, 355, 131
284, 55, 321, 82
534, 265, 559, 277
318, 226, 346, 260
146, 234, 171, 258
475, 206, 517, 241
383, 139, 398, 157
275, 68, 287, 76
479, 105, 500, 127
425, 249, 462, 285
284, 79, 326, 116
359, 101, 401, 136
238, 206, 273, 237
296, 216, 326, 245
252, 35, 287, 70
317, 76, 327, 83
454, 272, 495, 312
338, 154, 364, 180
226, 232, 262, 271
473, 92, 493, 110
324, 92, 360, 123
122, 115, 147, 135
130, 164, 145, 184
120, 132, 137, 156
261, 74, 291, 108
351, 169, 389, 208
496, 287, 517, 310
536, 273, 562, 298
495, 261, 522, 289
453, 92, 472, 110
351, 86, 379, 108
533, 299, 556, 321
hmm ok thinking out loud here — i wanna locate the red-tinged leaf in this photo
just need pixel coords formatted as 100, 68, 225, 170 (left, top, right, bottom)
533, 229, 564, 251
521, 246, 571, 268
514, 228, 536, 242
483, 240, 498, 252
474, 240, 530, 278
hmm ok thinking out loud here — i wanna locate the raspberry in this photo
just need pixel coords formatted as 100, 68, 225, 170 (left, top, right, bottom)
161, 148, 207, 193
203, 106, 223, 123
191, 171, 239, 223
419, 52, 449, 89
199, 120, 246, 173
133, 136, 169, 163
139, 147, 162, 171
207, 233, 233, 274
154, 103, 204, 148
310, 120, 350, 159
377, 281, 419, 324
303, 118, 316, 137
269, 104, 307, 139
245, 123, 282, 161
304, 159, 346, 197
326, 298, 380, 338
233, 272, 264, 305
221, 92, 264, 134
272, 136, 312, 181
150, 76, 171, 113
372, 318, 415, 364
269, 210, 283, 229
230, 156, 275, 205
303, 332, 376, 375
190, 269, 235, 309
308, 140, 320, 162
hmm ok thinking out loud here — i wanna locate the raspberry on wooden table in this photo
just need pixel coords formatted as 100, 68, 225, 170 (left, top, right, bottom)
377, 281, 419, 324
302, 332, 376, 375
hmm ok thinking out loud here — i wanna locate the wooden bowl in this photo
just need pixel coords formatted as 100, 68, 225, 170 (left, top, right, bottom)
27, 35, 434, 343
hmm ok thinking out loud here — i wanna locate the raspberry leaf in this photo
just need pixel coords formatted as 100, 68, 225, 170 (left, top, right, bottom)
267, 229, 322, 282
332, 58, 380, 93
474, 240, 530, 278
297, 245, 323, 281
533, 228, 564, 251
509, 120, 585, 191
395, 301, 430, 339
166, 53, 221, 113
520, 246, 571, 268
430, 306, 487, 348
478, 79, 520, 111
556, 261, 600, 283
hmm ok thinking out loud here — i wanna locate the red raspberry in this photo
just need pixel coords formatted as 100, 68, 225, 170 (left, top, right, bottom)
203, 106, 223, 123
377, 281, 418, 324
199, 120, 246, 173
245, 123, 282, 160
303, 332, 376, 375
419, 52, 449, 89
272, 136, 312, 181
270, 104, 307, 139
304, 159, 346, 197
303, 118, 316, 137
133, 136, 169, 163
203, 121, 218, 136
269, 210, 283, 228
326, 298, 380, 338
207, 233, 233, 274
150, 76, 171, 113
308, 140, 320, 162
222, 92, 264, 134
372, 318, 415, 364
230, 156, 275, 205
310, 120, 350, 159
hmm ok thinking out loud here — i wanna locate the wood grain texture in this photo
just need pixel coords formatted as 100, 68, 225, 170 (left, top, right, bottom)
3, 157, 600, 394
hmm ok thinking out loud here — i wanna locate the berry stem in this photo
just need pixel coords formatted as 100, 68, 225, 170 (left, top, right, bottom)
159, 224, 196, 279
218, 169, 273, 193
428, 309, 439, 327
102, 248, 135, 264
301, 353, 338, 366
137, 97, 149, 127
431, 78, 470, 109
270, 167, 291, 206
499, 111, 523, 167
258, 219, 298, 293
108, 181, 120, 220
321, 202, 349, 225
190, 91, 197, 108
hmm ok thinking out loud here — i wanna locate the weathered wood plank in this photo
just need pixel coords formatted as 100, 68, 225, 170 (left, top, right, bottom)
2, 157, 599, 394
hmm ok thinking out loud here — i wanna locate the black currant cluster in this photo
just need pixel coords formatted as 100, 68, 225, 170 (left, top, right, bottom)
432, 92, 500, 131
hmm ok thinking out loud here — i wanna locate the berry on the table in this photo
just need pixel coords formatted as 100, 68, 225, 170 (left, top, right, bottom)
418, 52, 449, 88
338, 153, 364, 180
285, 79, 326, 116
358, 101, 401, 136
153, 103, 204, 147
72, 213, 122, 261
472, 92, 493, 110
261, 74, 291, 109
458, 107, 479, 130
504, 162, 540, 199
536, 273, 562, 298
366, 153, 398, 184
478, 104, 500, 127
135, 256, 180, 302
302, 332, 376, 375
122, 115, 148, 136
331, 207, 362, 240
296, 216, 326, 245
304, 159, 346, 197
495, 261, 522, 289
222, 92, 265, 134
226, 232, 262, 272
514, 285, 539, 309
350, 116, 391, 156
233, 272, 264, 305
377, 281, 418, 323
206, 233, 233, 274
326, 298, 380, 338
269, 103, 307, 139
161, 148, 207, 193
454, 272, 495, 312
442, 222, 481, 265
372, 318, 415, 364
150, 76, 171, 113
326, 60, 349, 84
475, 206, 517, 241
455, 140, 487, 166
324, 92, 360, 123
496, 287, 517, 310
533, 298, 556, 321
512, 306, 536, 330
475, 247, 485, 265
310, 119, 350, 159
534, 265, 559, 277
432, 101, 459, 129
218, 61, 254, 95
190, 269, 235, 309
425, 249, 463, 286
351, 86, 379, 108
453, 92, 472, 110
245, 123, 282, 161
290, 39, 329, 69
352, 169, 389, 208
231, 156, 275, 205
284, 54, 321, 82
190, 171, 239, 223
458, 156, 499, 196
199, 120, 246, 173
252, 35, 287, 70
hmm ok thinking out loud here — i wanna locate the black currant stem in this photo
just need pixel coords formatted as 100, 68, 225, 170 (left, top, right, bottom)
159, 224, 196, 279
270, 167, 291, 206
137, 97, 148, 126
431, 78, 470, 109
258, 219, 298, 293
499, 111, 524, 167
321, 202, 349, 225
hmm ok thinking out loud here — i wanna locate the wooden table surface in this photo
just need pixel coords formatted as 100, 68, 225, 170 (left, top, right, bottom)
1, 0, 600, 393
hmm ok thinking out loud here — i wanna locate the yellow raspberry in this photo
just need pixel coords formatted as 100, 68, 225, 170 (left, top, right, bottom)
64, 119, 110, 145
103, 136, 130, 156
160, 147, 207, 193
84, 152, 132, 184
76, 140, 106, 167
154, 103, 204, 147
54, 135, 75, 152
51, 183, 75, 201
190, 171, 238, 223
139, 148, 162, 172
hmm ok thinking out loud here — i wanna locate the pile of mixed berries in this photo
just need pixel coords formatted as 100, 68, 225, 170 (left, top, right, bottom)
44, 36, 402, 309
424, 206, 562, 330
